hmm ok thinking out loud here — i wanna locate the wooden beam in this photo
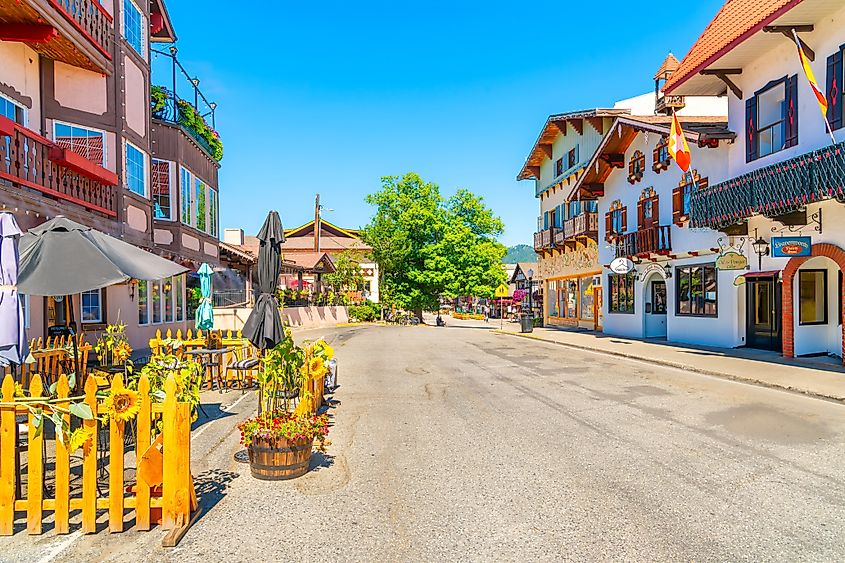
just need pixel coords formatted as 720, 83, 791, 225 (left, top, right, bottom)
539, 144, 553, 159
601, 154, 625, 169
700, 69, 742, 99
570, 119, 583, 135
586, 117, 603, 135
763, 25, 815, 61
527, 165, 540, 178
551, 121, 567, 136
584, 183, 604, 196
0, 24, 57, 43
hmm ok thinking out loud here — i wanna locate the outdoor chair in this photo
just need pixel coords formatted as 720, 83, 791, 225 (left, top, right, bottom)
226, 344, 259, 393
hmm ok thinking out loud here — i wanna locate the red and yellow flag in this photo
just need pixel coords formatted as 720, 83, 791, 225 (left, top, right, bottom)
794, 31, 828, 117
668, 112, 691, 172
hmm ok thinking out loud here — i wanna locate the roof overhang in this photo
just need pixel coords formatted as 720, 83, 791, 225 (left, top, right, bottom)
665, 0, 842, 95
150, 0, 177, 43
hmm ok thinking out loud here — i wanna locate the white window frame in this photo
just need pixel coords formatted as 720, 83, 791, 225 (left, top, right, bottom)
80, 288, 104, 324
124, 140, 148, 198
0, 93, 27, 126
151, 158, 175, 220
180, 166, 195, 227
122, 0, 146, 59
53, 120, 108, 167
139, 276, 183, 326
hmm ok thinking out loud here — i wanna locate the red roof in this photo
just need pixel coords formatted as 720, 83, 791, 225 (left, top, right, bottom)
664, 0, 803, 94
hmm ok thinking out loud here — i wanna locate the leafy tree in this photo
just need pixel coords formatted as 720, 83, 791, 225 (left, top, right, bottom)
363, 173, 506, 318
324, 250, 366, 292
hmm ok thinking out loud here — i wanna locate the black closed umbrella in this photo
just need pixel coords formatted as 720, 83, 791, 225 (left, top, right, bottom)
242, 211, 285, 350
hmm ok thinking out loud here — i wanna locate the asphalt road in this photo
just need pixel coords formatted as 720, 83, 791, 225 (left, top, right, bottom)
4, 322, 845, 561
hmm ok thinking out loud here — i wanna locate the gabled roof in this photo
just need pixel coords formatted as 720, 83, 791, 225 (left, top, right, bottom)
284, 252, 336, 273
150, 0, 178, 43
663, 0, 804, 94
654, 53, 680, 80
517, 109, 632, 180
568, 116, 730, 200
284, 219, 360, 239
509, 262, 539, 284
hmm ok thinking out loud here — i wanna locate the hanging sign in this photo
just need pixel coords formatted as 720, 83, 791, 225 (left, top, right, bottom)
609, 257, 635, 274
733, 275, 747, 287
716, 250, 748, 271
494, 284, 510, 298
772, 236, 812, 257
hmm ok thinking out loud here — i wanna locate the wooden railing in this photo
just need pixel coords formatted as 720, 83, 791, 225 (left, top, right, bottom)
613, 225, 672, 258
2, 334, 91, 389
0, 372, 194, 538
0, 116, 118, 217
50, 0, 113, 58
563, 212, 598, 239
533, 228, 553, 252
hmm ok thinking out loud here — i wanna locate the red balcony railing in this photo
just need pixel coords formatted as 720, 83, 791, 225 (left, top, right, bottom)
50, 0, 113, 58
0, 116, 118, 217
563, 212, 598, 239
613, 225, 672, 258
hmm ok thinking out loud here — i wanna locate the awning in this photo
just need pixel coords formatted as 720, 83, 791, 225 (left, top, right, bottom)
743, 271, 781, 279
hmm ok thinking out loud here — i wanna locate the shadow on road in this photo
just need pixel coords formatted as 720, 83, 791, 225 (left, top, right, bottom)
194, 468, 239, 519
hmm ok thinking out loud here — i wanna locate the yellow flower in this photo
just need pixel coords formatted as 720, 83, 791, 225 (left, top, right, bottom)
14, 382, 24, 397
103, 388, 141, 422
319, 343, 334, 360
67, 427, 94, 452
306, 356, 326, 377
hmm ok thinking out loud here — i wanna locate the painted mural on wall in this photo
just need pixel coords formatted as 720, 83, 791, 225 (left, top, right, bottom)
538, 239, 599, 279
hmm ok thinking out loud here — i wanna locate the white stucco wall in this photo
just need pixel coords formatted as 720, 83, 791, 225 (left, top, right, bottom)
0, 42, 41, 128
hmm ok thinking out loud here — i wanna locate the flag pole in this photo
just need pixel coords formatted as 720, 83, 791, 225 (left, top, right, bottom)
792, 28, 837, 145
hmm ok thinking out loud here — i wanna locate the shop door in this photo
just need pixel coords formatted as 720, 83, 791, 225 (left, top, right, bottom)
594, 287, 603, 331
746, 277, 781, 351
644, 280, 667, 338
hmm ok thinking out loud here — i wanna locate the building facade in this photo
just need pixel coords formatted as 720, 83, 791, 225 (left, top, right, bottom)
0, 0, 222, 349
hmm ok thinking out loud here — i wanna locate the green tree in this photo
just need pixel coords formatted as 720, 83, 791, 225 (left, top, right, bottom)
363, 173, 506, 319
324, 250, 366, 292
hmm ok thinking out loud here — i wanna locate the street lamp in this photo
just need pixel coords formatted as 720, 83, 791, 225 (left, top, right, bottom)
751, 229, 770, 270
527, 268, 534, 321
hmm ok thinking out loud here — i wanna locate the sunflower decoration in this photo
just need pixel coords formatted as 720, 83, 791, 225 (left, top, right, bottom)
67, 427, 95, 453
14, 382, 24, 398
302, 355, 327, 379
102, 387, 141, 422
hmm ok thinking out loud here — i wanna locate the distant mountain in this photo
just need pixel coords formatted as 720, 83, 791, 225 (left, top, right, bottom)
502, 244, 536, 264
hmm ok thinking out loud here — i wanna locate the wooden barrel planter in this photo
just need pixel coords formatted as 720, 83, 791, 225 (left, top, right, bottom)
247, 436, 315, 480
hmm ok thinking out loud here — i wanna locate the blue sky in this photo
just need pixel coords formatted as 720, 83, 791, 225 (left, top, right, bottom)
161, 0, 724, 246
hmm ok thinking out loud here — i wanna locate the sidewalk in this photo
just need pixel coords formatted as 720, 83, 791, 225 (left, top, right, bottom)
494, 322, 845, 403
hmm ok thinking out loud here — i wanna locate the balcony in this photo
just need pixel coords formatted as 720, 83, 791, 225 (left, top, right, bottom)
151, 48, 222, 162
0, 115, 118, 216
533, 228, 553, 253
691, 140, 845, 230
0, 0, 113, 74
612, 225, 672, 258
564, 212, 598, 240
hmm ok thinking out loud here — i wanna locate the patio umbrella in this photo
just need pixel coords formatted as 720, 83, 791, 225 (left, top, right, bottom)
0, 212, 27, 367
242, 211, 285, 350
18, 216, 188, 295
195, 263, 214, 330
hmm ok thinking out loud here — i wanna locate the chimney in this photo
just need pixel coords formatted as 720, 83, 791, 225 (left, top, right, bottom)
223, 228, 244, 245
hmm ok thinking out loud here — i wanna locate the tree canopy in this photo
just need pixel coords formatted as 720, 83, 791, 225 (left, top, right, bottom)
363, 173, 506, 314
323, 249, 365, 292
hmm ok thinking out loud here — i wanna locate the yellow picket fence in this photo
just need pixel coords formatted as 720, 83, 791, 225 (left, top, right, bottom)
1, 334, 91, 389
452, 312, 484, 321
0, 372, 194, 542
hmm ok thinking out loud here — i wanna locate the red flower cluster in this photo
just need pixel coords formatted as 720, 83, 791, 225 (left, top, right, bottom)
238, 411, 329, 449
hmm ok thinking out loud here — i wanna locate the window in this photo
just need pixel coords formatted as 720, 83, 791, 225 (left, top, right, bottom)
638, 187, 659, 230
125, 142, 147, 197
608, 273, 635, 314
54, 122, 106, 166
653, 137, 671, 172
0, 94, 26, 125
555, 157, 564, 177
123, 0, 144, 56
747, 76, 798, 161
164, 277, 174, 322
195, 177, 207, 232
209, 188, 218, 237
580, 277, 594, 320
673, 171, 707, 225
175, 275, 184, 321
826, 44, 844, 131
676, 264, 718, 317
605, 204, 627, 238
181, 166, 193, 225
138, 280, 149, 324
152, 159, 173, 220
564, 279, 578, 318
628, 150, 645, 184
567, 146, 578, 169
547, 281, 558, 317
799, 270, 828, 325
80, 289, 104, 323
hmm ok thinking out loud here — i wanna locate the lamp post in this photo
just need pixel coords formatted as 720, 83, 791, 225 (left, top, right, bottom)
527, 268, 534, 321
751, 229, 770, 270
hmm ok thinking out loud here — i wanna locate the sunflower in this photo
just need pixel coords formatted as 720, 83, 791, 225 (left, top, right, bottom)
306, 356, 326, 377
67, 427, 95, 452
318, 343, 334, 360
103, 388, 141, 422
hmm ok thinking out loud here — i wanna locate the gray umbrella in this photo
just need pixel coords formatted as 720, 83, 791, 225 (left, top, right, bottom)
242, 211, 285, 350
18, 216, 188, 296
0, 212, 27, 367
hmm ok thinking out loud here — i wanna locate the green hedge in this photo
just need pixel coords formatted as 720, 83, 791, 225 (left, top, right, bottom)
348, 301, 381, 322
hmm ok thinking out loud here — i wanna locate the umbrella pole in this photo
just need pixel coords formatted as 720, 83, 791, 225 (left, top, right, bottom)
68, 297, 81, 392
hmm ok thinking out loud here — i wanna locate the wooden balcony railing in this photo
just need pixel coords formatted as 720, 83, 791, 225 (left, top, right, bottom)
563, 212, 598, 239
50, 0, 113, 58
613, 225, 672, 258
533, 228, 553, 252
0, 116, 118, 217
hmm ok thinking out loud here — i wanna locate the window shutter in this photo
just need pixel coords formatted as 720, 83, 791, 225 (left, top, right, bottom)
785, 75, 799, 148
637, 200, 644, 230
672, 187, 683, 226
827, 49, 843, 131
621, 207, 628, 232
746, 96, 758, 162
605, 212, 612, 240
652, 196, 660, 225
557, 205, 563, 227
544, 212, 549, 230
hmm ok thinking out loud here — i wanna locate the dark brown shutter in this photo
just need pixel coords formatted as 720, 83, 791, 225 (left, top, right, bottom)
652, 196, 660, 225
637, 200, 644, 230
621, 207, 628, 232
827, 49, 843, 131
746, 96, 758, 162
785, 75, 799, 148
605, 211, 612, 240
699, 176, 709, 190
672, 187, 683, 225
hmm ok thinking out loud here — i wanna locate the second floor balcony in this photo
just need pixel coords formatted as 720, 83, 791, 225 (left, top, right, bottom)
612, 225, 672, 259
0, 115, 118, 216
0, 0, 113, 74
691, 140, 845, 231
534, 212, 599, 254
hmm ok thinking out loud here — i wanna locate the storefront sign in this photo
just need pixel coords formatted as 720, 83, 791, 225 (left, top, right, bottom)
716, 251, 748, 271
609, 257, 635, 274
639, 263, 667, 279
772, 236, 812, 257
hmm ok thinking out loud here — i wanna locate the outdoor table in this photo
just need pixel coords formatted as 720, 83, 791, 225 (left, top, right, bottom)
184, 347, 234, 393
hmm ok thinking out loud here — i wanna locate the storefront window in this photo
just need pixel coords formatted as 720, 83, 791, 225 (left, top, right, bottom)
676, 264, 717, 317
608, 274, 635, 313
580, 277, 594, 320
566, 280, 578, 318
547, 281, 558, 317
799, 269, 827, 325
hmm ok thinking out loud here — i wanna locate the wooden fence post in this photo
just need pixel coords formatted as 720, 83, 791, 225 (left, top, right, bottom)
135, 375, 152, 531
161, 374, 177, 530
82, 375, 98, 533
54, 375, 70, 534
108, 375, 125, 532
0, 376, 15, 535
27, 375, 43, 535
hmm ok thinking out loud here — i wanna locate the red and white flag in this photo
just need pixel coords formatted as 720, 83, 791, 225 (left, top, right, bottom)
668, 112, 691, 172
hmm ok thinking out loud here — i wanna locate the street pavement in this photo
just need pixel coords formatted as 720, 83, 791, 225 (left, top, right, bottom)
4, 322, 845, 561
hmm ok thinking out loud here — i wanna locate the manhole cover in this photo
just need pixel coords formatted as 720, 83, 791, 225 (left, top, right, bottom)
233, 449, 250, 463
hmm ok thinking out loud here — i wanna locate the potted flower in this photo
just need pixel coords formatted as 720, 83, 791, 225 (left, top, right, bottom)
237, 411, 329, 480
93, 323, 132, 368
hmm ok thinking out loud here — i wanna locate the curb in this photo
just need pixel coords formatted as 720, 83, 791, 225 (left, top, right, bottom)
493, 329, 845, 405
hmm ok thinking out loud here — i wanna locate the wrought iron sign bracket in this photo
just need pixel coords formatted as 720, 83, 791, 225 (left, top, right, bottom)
770, 209, 822, 235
